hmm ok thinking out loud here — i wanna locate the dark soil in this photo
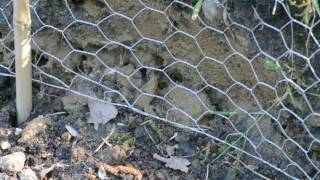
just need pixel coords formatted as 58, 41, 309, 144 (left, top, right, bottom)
1, 0, 320, 179
0, 77, 267, 179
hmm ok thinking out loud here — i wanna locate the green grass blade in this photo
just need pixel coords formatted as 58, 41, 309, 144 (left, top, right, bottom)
192, 0, 203, 21
263, 59, 282, 71
211, 103, 276, 163
307, 92, 320, 97
313, 0, 320, 17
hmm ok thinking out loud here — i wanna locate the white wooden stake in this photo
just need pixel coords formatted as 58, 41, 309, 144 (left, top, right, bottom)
14, 0, 32, 124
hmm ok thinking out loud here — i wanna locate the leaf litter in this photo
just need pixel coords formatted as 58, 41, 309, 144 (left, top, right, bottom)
87, 100, 118, 130
153, 153, 191, 173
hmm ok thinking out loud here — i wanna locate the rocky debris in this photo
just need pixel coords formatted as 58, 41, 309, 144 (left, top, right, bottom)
0, 141, 11, 150
18, 115, 52, 144
71, 147, 86, 164
15, 128, 23, 136
19, 168, 38, 180
0, 152, 26, 172
61, 132, 72, 142
0, 128, 13, 137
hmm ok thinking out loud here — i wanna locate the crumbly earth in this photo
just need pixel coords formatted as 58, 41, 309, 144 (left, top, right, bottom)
0, 77, 268, 179
1, 0, 320, 179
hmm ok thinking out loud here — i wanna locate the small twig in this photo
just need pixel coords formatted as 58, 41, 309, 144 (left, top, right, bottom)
139, 119, 152, 126
144, 126, 157, 146
205, 164, 210, 180
144, 126, 163, 153
46, 112, 67, 117
93, 125, 116, 154
167, 132, 178, 142
272, 0, 278, 15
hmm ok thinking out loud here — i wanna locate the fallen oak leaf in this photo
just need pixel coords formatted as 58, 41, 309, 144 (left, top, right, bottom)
87, 100, 118, 130
96, 162, 142, 180
153, 153, 190, 173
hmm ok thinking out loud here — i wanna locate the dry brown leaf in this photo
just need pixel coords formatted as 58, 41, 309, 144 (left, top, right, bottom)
153, 153, 190, 173
87, 100, 118, 130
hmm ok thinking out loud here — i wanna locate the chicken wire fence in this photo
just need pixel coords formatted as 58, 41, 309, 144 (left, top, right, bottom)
1, 0, 320, 179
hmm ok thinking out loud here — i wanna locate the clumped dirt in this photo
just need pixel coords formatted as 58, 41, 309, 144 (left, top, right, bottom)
1, 0, 320, 179
0, 78, 268, 179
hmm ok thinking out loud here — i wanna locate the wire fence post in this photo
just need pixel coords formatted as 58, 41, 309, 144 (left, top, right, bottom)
13, 0, 32, 124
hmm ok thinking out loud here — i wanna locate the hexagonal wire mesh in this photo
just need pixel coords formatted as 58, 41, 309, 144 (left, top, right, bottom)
2, 0, 320, 179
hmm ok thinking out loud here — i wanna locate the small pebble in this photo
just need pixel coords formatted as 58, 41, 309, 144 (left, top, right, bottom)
15, 128, 23, 136
71, 147, 86, 163
0, 128, 12, 137
0, 151, 26, 172
0, 141, 11, 150
61, 132, 72, 142
19, 168, 38, 180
